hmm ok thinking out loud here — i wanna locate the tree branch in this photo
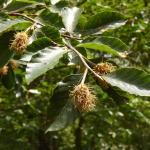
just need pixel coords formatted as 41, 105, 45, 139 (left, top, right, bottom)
61, 34, 83, 40
27, 14, 38, 16
7, 12, 45, 26
64, 41, 103, 81
0, 8, 4, 11
6, 12, 100, 79
25, 22, 37, 33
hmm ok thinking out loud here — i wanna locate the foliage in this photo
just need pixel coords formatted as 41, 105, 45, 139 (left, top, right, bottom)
0, 0, 150, 149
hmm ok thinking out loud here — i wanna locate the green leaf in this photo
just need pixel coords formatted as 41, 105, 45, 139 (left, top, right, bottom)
75, 14, 87, 32
0, 12, 9, 21
30, 0, 45, 5
103, 86, 129, 105
86, 49, 93, 59
67, 47, 87, 66
0, 0, 6, 7
1, 65, 15, 90
11, 22, 32, 31
67, 51, 83, 66
77, 37, 128, 57
16, 0, 44, 5
62, 7, 83, 33
83, 11, 128, 35
103, 68, 150, 96
66, 38, 80, 47
44, 0, 51, 5
21, 37, 53, 62
4, 0, 36, 12
25, 45, 68, 84
0, 31, 15, 68
35, 9, 62, 28
29, 28, 45, 43
46, 74, 82, 132
0, 18, 28, 33
50, 0, 68, 15
37, 25, 64, 45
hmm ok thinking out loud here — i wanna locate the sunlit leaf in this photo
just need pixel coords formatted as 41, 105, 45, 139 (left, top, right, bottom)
103, 68, 150, 96
21, 37, 52, 61
62, 7, 83, 33
75, 14, 87, 32
77, 36, 128, 57
83, 11, 128, 35
50, 0, 68, 15
35, 8, 63, 28
12, 22, 32, 31
4, 0, 37, 12
66, 38, 87, 66
17, 0, 44, 5
37, 25, 64, 45
29, 28, 45, 43
50, 0, 60, 5
0, 18, 28, 33
25, 45, 68, 84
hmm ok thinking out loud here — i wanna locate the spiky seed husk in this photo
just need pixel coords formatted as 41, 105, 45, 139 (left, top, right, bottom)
94, 62, 115, 89
0, 66, 9, 76
10, 31, 29, 54
71, 84, 96, 112
9, 61, 18, 70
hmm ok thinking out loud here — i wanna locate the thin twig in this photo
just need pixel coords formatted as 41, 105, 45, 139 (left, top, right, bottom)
81, 68, 88, 84
0, 8, 4, 11
64, 41, 103, 81
82, 56, 96, 66
25, 22, 37, 33
7, 12, 45, 26
27, 14, 38, 16
61, 34, 83, 40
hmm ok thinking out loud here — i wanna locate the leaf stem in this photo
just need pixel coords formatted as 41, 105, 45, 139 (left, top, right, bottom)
82, 56, 96, 66
64, 41, 103, 81
81, 68, 88, 84
7, 12, 45, 26
24, 22, 37, 33
61, 34, 83, 40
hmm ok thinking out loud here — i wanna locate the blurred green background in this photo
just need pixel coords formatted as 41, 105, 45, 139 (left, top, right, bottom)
1, 0, 150, 149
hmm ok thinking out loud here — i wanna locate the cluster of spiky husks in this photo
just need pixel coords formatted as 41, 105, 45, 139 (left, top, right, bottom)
0, 61, 18, 76
0, 66, 9, 76
94, 62, 115, 89
71, 84, 96, 113
9, 61, 18, 70
10, 31, 29, 54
